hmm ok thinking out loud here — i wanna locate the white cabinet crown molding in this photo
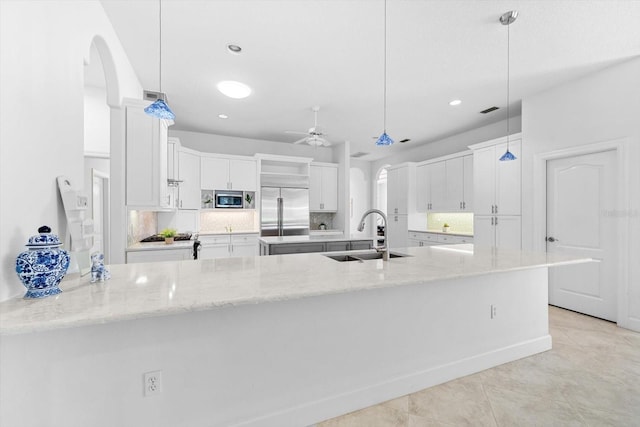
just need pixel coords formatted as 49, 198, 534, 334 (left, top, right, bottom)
416, 149, 473, 166
468, 132, 523, 151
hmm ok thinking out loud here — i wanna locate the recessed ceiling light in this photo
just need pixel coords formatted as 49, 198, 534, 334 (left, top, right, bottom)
227, 44, 242, 54
449, 99, 462, 106
216, 81, 252, 99
218, 114, 228, 119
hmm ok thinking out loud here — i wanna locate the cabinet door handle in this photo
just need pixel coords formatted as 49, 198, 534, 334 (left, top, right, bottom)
495, 205, 498, 214
460, 202, 463, 209
495, 217, 498, 225
491, 217, 494, 226
463, 201, 466, 209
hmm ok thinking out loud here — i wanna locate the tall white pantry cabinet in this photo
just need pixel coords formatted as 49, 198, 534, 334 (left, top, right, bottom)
124, 98, 172, 209
470, 135, 522, 249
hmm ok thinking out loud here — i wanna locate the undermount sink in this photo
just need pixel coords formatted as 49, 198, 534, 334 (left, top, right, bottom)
324, 252, 411, 262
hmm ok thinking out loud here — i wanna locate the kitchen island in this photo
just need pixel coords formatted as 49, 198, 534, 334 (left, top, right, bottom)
0, 245, 591, 427
258, 234, 375, 255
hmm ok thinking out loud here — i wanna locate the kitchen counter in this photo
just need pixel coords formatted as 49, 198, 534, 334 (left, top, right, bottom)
126, 240, 195, 252
0, 245, 588, 335
0, 246, 593, 427
258, 234, 374, 244
409, 229, 474, 237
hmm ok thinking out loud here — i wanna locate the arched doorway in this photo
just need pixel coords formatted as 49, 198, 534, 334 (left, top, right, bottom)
83, 36, 120, 263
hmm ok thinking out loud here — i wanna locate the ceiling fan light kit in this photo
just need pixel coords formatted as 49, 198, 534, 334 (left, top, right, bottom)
145, 0, 176, 120
498, 10, 517, 162
285, 106, 332, 147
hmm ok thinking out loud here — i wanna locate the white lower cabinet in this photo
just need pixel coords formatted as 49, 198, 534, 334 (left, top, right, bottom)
474, 215, 521, 249
408, 231, 474, 247
127, 248, 192, 264
200, 234, 259, 259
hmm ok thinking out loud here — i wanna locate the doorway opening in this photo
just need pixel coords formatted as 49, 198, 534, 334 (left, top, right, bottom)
83, 39, 112, 262
534, 138, 630, 326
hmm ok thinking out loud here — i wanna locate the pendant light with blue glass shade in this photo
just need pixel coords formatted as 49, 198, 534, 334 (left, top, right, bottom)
144, 0, 176, 120
498, 10, 517, 161
375, 0, 393, 146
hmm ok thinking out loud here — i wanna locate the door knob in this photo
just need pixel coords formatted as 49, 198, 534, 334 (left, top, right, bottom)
546, 236, 558, 242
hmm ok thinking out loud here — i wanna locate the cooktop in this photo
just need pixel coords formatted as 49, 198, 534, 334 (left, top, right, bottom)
140, 233, 192, 243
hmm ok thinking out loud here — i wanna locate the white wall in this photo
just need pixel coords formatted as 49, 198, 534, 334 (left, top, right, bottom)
84, 86, 110, 155
349, 159, 372, 236
170, 129, 334, 162
522, 57, 640, 330
0, 1, 141, 301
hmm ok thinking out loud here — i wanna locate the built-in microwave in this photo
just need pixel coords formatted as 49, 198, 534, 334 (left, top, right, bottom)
215, 190, 243, 208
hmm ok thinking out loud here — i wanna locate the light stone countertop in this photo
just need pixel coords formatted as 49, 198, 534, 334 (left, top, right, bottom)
126, 241, 195, 252
409, 229, 474, 237
0, 245, 592, 335
259, 235, 375, 244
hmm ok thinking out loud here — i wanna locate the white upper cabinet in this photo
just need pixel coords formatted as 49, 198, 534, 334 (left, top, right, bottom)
387, 164, 415, 215
200, 157, 229, 190
201, 156, 257, 191
310, 163, 338, 212
444, 157, 463, 211
416, 165, 428, 212
230, 159, 258, 191
427, 161, 446, 212
124, 99, 171, 209
177, 149, 201, 210
416, 153, 472, 213
472, 138, 521, 216
462, 155, 474, 211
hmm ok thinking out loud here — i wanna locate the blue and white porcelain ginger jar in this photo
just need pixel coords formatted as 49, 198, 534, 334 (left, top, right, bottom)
15, 225, 70, 298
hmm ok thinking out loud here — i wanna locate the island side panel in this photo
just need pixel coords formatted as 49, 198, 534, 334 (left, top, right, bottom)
0, 268, 549, 427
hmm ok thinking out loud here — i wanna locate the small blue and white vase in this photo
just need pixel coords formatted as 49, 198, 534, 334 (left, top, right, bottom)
15, 225, 70, 299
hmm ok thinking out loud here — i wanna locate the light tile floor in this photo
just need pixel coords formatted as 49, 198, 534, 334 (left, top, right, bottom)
317, 306, 640, 426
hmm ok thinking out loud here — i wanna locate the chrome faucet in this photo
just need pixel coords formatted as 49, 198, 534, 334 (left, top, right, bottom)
357, 209, 389, 261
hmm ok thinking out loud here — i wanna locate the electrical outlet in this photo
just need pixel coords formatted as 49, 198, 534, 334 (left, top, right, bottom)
491, 304, 497, 319
143, 370, 163, 397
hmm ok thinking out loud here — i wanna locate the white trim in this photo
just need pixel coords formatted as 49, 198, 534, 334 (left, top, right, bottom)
416, 149, 473, 166
468, 132, 523, 151
83, 151, 110, 159
533, 137, 631, 329
232, 336, 551, 427
310, 161, 338, 168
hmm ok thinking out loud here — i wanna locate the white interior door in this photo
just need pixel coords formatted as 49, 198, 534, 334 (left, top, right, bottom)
547, 150, 617, 321
91, 169, 110, 263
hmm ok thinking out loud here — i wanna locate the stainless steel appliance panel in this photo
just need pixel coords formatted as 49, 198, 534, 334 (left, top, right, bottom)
260, 187, 310, 236
280, 187, 309, 236
261, 187, 280, 236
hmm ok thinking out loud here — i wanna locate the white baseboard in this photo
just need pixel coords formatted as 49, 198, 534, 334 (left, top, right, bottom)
233, 335, 552, 427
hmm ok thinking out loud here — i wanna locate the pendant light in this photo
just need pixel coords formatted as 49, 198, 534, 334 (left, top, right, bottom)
375, 0, 393, 146
498, 10, 517, 161
144, 0, 176, 120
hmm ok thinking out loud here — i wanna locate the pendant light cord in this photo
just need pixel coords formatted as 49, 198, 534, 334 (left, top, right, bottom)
159, 0, 163, 93
506, 18, 510, 149
383, 0, 387, 133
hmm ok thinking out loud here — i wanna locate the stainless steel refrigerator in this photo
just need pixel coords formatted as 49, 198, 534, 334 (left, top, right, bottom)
261, 187, 310, 236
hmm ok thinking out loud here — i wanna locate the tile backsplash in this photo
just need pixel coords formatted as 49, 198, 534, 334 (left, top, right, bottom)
427, 212, 474, 233
200, 210, 259, 233
310, 212, 336, 230
128, 210, 157, 245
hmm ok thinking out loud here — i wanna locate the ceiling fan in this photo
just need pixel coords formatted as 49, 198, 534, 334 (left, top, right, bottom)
285, 106, 332, 147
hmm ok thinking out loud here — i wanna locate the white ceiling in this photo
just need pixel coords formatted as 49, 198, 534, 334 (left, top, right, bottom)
100, 0, 640, 161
